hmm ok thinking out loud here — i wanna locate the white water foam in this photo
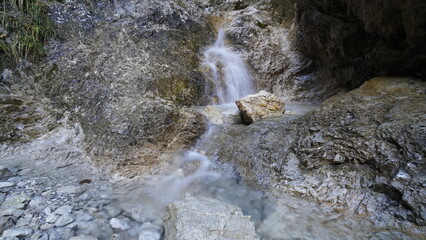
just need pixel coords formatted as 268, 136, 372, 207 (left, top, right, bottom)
202, 28, 255, 104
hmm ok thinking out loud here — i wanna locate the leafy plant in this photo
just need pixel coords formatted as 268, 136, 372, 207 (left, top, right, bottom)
0, 0, 56, 62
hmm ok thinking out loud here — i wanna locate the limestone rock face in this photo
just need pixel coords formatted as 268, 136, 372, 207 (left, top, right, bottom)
16, 0, 214, 173
163, 196, 259, 240
235, 91, 285, 124
201, 77, 426, 233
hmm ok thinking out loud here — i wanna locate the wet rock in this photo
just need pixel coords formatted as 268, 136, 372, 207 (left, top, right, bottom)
138, 222, 162, 240
55, 214, 74, 227
1, 227, 33, 238
164, 195, 259, 240
0, 194, 29, 216
109, 218, 130, 231
202, 106, 223, 125
236, 91, 285, 124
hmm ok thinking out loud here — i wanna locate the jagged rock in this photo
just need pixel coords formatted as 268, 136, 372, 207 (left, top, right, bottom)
1, 227, 33, 238
235, 91, 285, 124
0, 182, 15, 189
164, 195, 259, 240
0, 194, 29, 216
54, 214, 74, 227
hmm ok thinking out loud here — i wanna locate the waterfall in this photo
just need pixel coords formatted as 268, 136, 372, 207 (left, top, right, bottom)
202, 28, 255, 104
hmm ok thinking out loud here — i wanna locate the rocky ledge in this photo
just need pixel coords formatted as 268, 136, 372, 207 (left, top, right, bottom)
200, 77, 426, 236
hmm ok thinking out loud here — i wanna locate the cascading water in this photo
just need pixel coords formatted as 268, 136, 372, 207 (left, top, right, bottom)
202, 28, 255, 104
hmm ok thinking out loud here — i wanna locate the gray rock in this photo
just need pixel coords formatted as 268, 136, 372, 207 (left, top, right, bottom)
0, 194, 30, 216
46, 227, 75, 240
46, 213, 57, 224
55, 214, 74, 227
74, 211, 93, 222
43, 207, 51, 215
55, 205, 73, 215
1, 227, 33, 238
236, 91, 285, 124
0, 167, 12, 178
109, 218, 130, 231
164, 195, 259, 240
69, 234, 98, 240
0, 182, 15, 189
138, 222, 162, 240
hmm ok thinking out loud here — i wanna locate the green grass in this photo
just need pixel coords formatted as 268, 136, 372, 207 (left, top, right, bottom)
0, 0, 56, 62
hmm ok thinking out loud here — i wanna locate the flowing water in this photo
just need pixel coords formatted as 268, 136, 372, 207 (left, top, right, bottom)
201, 28, 255, 103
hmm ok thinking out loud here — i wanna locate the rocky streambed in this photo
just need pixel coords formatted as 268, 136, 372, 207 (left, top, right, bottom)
1, 77, 424, 240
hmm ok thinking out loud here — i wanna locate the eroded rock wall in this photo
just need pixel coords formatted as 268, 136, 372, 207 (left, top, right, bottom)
29, 0, 215, 173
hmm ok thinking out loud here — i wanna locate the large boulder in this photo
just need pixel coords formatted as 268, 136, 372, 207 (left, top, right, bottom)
164, 195, 259, 240
235, 91, 285, 124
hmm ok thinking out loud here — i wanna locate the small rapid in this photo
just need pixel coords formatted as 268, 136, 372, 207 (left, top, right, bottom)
202, 28, 255, 104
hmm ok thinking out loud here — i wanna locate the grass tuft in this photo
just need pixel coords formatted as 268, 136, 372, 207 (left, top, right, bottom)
0, 0, 57, 62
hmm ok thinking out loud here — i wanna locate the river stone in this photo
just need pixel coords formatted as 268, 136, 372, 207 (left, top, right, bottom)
1, 227, 33, 238
109, 218, 130, 231
235, 91, 285, 124
164, 195, 259, 240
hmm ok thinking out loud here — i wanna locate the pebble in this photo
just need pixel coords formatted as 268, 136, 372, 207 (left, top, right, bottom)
110, 218, 130, 231
55, 214, 74, 227
2, 227, 33, 238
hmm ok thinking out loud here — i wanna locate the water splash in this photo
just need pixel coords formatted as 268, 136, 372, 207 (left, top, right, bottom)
202, 28, 255, 104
